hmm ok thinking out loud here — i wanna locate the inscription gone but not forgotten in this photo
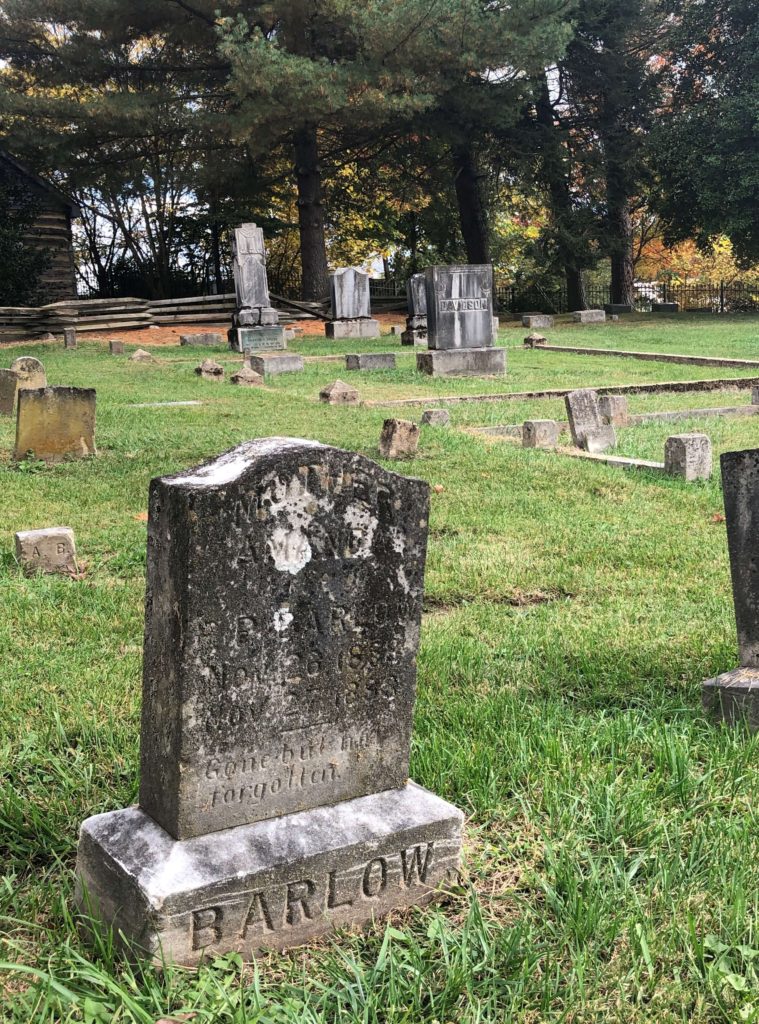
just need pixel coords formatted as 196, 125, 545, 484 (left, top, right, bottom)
140, 438, 430, 840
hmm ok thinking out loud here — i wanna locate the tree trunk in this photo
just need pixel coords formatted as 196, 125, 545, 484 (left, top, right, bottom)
608, 193, 635, 306
566, 267, 586, 311
451, 143, 491, 264
294, 125, 329, 301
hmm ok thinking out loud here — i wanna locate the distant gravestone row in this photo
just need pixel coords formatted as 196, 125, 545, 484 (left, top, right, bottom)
75, 438, 463, 964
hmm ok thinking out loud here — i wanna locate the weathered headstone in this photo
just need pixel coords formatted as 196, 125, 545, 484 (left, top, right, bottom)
379, 419, 419, 459
523, 332, 546, 348
571, 309, 606, 324
249, 354, 304, 378
522, 420, 560, 448
326, 269, 380, 340
14, 387, 96, 463
230, 367, 264, 387
345, 353, 396, 371
703, 449, 759, 729
320, 380, 360, 405
417, 265, 505, 377
663, 434, 712, 481
0, 370, 19, 417
401, 274, 428, 346
75, 438, 462, 963
421, 409, 450, 427
195, 359, 225, 381
0, 357, 47, 417
109, 340, 125, 355
598, 395, 629, 427
63, 327, 77, 350
521, 314, 553, 329
651, 302, 679, 313
229, 223, 286, 353
15, 527, 77, 576
564, 389, 616, 453
130, 349, 156, 363
181, 332, 224, 347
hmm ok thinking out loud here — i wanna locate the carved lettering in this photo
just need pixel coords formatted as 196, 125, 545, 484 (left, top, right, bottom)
192, 906, 223, 949
241, 891, 274, 936
286, 879, 318, 925
400, 844, 434, 886
362, 857, 388, 898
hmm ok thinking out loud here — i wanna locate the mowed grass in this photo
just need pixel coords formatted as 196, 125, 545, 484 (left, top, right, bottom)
1, 319, 759, 1022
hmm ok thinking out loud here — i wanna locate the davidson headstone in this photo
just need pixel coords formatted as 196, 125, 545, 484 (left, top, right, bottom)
326, 268, 380, 340
228, 223, 286, 353
75, 438, 463, 964
416, 265, 505, 377
401, 274, 428, 346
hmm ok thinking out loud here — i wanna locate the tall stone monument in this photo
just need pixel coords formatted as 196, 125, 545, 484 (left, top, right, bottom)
401, 274, 427, 346
326, 268, 380, 339
75, 438, 463, 964
229, 224, 286, 354
703, 448, 759, 730
416, 265, 505, 377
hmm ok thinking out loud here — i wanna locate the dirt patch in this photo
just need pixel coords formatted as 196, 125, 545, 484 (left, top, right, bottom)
424, 588, 573, 613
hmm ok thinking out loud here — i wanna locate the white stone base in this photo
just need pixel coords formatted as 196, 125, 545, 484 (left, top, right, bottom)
326, 320, 380, 340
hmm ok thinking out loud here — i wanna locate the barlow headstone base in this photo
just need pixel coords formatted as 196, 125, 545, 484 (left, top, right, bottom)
702, 668, 759, 732
76, 782, 463, 966
416, 347, 505, 378
229, 326, 287, 353
326, 319, 380, 340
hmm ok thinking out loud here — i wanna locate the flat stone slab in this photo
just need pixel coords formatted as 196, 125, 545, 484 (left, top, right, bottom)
14, 387, 96, 463
652, 302, 679, 313
604, 304, 634, 314
326, 320, 380, 340
571, 310, 605, 323
128, 401, 204, 409
531, 344, 759, 370
76, 782, 462, 965
248, 354, 304, 377
703, 668, 759, 731
231, 327, 287, 353
521, 314, 553, 328
345, 353, 396, 371
181, 332, 224, 346
416, 347, 505, 377
15, 526, 77, 575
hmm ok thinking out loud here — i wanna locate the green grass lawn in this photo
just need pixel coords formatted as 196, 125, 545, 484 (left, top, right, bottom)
2, 319, 759, 1022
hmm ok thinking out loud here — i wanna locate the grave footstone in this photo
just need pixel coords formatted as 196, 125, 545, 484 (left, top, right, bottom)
416, 265, 505, 377
401, 274, 428, 346
75, 438, 462, 964
249, 354, 304, 378
195, 359, 225, 381
598, 395, 629, 426
14, 387, 96, 463
230, 367, 264, 387
63, 327, 77, 350
326, 269, 380, 340
228, 223, 286, 353
564, 389, 616, 453
345, 353, 396, 371
522, 314, 553, 329
181, 332, 224, 347
523, 333, 546, 348
109, 340, 125, 355
379, 419, 419, 459
523, 420, 560, 448
320, 380, 360, 405
130, 349, 156, 363
663, 434, 712, 481
15, 527, 77, 575
421, 409, 450, 427
571, 310, 606, 324
703, 448, 759, 730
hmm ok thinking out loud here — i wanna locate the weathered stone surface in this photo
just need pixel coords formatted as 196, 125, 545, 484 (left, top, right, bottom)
523, 333, 546, 348
320, 380, 360, 405
663, 433, 712, 480
15, 526, 78, 575
401, 320, 427, 346
564, 389, 616, 453
326, 319, 380, 340
230, 367, 264, 388
63, 327, 77, 349
717, 449, 759, 667
416, 348, 505, 377
751, 386, 759, 406
421, 409, 450, 427
195, 359, 224, 380
425, 265, 494, 350
231, 223, 279, 327
379, 419, 419, 459
11, 356, 46, 389
703, 668, 759, 731
407, 274, 427, 316
604, 304, 634, 314
330, 268, 371, 320
139, 438, 430, 840
14, 387, 96, 463
390, 326, 402, 336
130, 349, 156, 363
345, 353, 396, 371
181, 332, 224, 347
571, 309, 606, 323
76, 783, 462, 965
598, 395, 629, 426
109, 340, 125, 355
0, 370, 19, 416
652, 302, 679, 313
522, 420, 560, 448
249, 354, 304, 377
229, 326, 287, 353
522, 314, 553, 329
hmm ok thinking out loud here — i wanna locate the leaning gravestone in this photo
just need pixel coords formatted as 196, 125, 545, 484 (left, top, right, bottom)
229, 223, 286, 353
326, 268, 380, 339
564, 389, 616, 453
75, 438, 463, 964
401, 274, 428, 346
703, 448, 759, 730
416, 265, 505, 377
14, 387, 96, 463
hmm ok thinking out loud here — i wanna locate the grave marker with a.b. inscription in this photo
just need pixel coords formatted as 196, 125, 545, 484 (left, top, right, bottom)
75, 438, 463, 964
